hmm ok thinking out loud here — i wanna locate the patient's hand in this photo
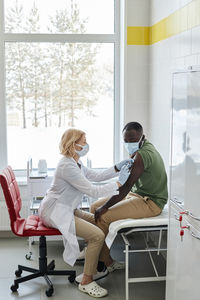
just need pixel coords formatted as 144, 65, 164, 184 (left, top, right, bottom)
94, 206, 108, 223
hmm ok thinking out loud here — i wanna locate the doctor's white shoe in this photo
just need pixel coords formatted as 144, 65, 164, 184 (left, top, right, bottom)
75, 269, 109, 284
78, 281, 108, 298
107, 260, 125, 272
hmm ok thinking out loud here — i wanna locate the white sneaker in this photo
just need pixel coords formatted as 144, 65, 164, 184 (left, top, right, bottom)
107, 260, 125, 273
79, 281, 108, 298
75, 268, 109, 284
76, 247, 86, 261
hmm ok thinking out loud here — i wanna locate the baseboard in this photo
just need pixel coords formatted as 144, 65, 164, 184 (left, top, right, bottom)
0, 231, 17, 238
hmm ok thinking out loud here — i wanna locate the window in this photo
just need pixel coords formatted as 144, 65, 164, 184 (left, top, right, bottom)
4, 0, 114, 34
0, 0, 121, 171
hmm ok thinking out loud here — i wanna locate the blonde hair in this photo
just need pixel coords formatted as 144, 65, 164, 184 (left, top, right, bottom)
59, 128, 85, 157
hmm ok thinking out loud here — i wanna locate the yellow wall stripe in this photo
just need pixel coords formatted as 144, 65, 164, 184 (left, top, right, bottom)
127, 26, 150, 45
127, 0, 200, 45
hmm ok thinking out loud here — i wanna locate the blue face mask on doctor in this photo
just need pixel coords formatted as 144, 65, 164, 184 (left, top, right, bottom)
75, 143, 89, 157
124, 135, 143, 156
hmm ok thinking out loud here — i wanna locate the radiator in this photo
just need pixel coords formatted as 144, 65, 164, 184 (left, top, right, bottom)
0, 202, 29, 231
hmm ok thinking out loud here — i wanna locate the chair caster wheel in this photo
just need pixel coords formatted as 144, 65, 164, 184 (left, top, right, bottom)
48, 260, 56, 271
68, 275, 75, 283
50, 264, 55, 270
46, 287, 54, 297
15, 269, 22, 277
11, 283, 19, 292
25, 252, 32, 260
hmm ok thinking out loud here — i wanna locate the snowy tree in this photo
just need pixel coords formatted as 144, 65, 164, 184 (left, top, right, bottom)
6, 0, 101, 128
5, 1, 29, 128
48, 0, 99, 127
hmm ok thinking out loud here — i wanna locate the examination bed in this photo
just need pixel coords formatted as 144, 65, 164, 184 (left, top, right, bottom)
105, 205, 168, 300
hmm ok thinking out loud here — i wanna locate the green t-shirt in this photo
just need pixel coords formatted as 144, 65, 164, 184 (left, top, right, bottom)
131, 140, 168, 209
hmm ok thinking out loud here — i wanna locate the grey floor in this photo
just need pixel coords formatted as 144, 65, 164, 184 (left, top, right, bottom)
0, 233, 166, 300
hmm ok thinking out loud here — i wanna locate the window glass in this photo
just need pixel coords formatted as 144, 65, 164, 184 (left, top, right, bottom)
4, 0, 114, 34
5, 42, 114, 169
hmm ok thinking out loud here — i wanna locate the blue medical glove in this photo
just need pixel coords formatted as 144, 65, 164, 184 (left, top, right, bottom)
115, 158, 134, 171
118, 165, 131, 185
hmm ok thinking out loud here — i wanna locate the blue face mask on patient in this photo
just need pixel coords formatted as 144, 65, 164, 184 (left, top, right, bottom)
124, 135, 143, 156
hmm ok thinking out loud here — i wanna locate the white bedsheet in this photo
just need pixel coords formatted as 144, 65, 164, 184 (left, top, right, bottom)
105, 205, 168, 248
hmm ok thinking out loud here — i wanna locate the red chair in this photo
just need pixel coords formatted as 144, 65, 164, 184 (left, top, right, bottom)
0, 166, 76, 297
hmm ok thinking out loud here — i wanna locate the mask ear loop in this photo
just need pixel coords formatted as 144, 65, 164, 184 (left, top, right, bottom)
76, 143, 83, 149
139, 134, 144, 148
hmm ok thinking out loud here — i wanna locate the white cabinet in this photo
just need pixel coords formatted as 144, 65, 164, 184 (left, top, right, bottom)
175, 222, 200, 300
166, 68, 200, 300
169, 72, 187, 207
166, 204, 200, 300
184, 71, 200, 215
165, 204, 180, 300
27, 158, 54, 208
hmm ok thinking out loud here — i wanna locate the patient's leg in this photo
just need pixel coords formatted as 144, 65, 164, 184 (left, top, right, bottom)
90, 192, 135, 214
97, 194, 161, 266
90, 197, 109, 214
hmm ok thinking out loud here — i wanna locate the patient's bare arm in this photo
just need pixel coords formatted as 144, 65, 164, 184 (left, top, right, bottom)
94, 153, 144, 222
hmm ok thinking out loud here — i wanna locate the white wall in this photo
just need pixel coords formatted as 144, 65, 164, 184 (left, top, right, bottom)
125, 0, 200, 172
125, 0, 200, 171
149, 0, 199, 171
124, 0, 150, 137
151, 0, 180, 24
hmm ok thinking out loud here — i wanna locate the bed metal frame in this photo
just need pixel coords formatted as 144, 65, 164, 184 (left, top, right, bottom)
121, 225, 168, 300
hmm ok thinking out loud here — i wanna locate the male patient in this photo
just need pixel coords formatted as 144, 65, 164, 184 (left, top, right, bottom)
92, 121, 168, 271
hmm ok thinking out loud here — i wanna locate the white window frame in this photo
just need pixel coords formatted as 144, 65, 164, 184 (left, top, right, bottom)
0, 0, 124, 174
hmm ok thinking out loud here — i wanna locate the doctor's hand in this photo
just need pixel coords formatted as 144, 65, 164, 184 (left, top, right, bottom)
115, 158, 134, 171
94, 206, 108, 223
118, 165, 131, 186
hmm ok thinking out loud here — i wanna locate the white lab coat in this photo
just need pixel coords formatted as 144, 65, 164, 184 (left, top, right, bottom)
39, 156, 119, 266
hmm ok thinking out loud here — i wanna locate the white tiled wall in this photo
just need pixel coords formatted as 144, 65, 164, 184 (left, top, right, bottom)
150, 0, 180, 24
125, 0, 200, 172
149, 0, 200, 171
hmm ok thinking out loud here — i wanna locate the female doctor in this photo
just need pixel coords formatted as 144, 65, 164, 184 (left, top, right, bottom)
39, 128, 131, 298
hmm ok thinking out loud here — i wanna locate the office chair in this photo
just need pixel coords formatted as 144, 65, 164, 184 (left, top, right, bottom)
0, 166, 76, 297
